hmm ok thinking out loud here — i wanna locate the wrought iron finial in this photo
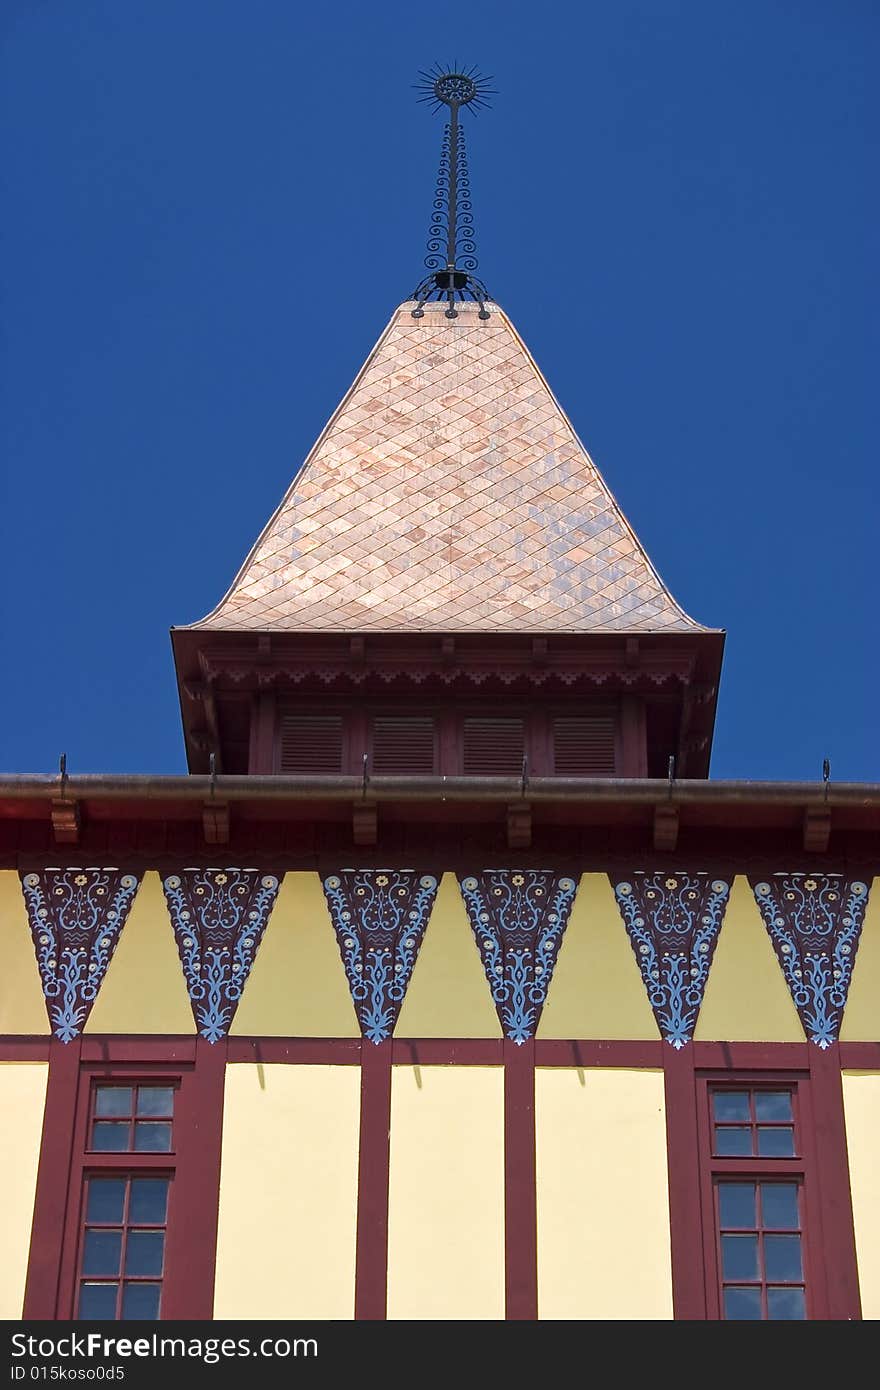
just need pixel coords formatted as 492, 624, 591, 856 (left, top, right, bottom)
411, 64, 495, 320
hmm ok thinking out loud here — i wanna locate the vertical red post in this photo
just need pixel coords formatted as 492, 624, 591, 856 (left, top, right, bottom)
663, 1044, 707, 1319
163, 1037, 228, 1319
354, 1038, 392, 1319
808, 1042, 862, 1320
23, 1038, 82, 1318
504, 1037, 538, 1320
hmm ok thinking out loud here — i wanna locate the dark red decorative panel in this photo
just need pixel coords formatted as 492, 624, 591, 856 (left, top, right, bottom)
162, 869, 282, 1041
610, 871, 732, 1047
322, 871, 439, 1042
750, 874, 871, 1047
458, 871, 579, 1043
20, 868, 142, 1041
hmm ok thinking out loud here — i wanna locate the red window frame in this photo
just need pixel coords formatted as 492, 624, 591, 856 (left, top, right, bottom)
25, 1039, 225, 1320
57, 1064, 190, 1320
695, 1070, 826, 1320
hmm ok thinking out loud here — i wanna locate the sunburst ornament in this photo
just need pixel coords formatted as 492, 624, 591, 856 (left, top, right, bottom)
413, 63, 496, 115
410, 64, 495, 318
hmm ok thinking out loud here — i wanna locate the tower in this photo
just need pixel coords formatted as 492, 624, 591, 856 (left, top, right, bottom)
2, 68, 877, 1328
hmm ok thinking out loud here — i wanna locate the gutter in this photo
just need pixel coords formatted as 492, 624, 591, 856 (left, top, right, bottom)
0, 774, 878, 807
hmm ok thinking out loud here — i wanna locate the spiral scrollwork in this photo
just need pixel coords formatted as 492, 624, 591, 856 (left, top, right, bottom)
612, 872, 732, 1049
20, 868, 141, 1041
322, 871, 439, 1043
751, 874, 870, 1047
458, 871, 579, 1043
162, 868, 281, 1042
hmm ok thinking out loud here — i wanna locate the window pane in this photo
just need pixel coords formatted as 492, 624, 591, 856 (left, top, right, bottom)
129, 1178, 169, 1225
768, 1286, 806, 1320
82, 1230, 122, 1277
761, 1183, 799, 1230
764, 1234, 803, 1282
713, 1092, 750, 1122
133, 1122, 172, 1152
78, 1283, 118, 1319
121, 1283, 161, 1320
721, 1234, 759, 1281
125, 1231, 164, 1277
724, 1286, 762, 1319
86, 1178, 126, 1225
136, 1087, 174, 1118
95, 1088, 132, 1118
755, 1091, 792, 1122
91, 1122, 130, 1152
758, 1126, 795, 1157
718, 1183, 756, 1229
714, 1127, 752, 1156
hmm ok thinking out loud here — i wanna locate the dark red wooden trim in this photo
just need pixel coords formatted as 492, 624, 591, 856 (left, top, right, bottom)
23, 1039, 82, 1318
0, 1035, 50, 1060
393, 1039, 503, 1065
807, 1044, 862, 1320
664, 1046, 707, 1319
226, 1036, 362, 1064
839, 1042, 880, 1069
80, 1036, 198, 1063
692, 1042, 810, 1069
504, 1038, 538, 1320
535, 1039, 663, 1067
163, 1038, 227, 1319
354, 1039, 392, 1320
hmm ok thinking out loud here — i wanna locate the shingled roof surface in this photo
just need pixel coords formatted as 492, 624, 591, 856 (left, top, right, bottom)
188, 301, 710, 634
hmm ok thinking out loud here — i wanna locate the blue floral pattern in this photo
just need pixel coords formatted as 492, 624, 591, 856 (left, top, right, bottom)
458, 871, 579, 1044
162, 868, 281, 1042
322, 871, 439, 1043
751, 874, 870, 1048
611, 872, 731, 1048
20, 868, 141, 1042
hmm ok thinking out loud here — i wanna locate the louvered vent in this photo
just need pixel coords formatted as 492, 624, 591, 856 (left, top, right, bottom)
463, 718, 525, 775
552, 716, 617, 775
371, 717, 436, 774
279, 715, 343, 773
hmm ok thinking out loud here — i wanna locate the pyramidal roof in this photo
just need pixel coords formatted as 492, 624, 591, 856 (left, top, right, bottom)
188, 300, 711, 635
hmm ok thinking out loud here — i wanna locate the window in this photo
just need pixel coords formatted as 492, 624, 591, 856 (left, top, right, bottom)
702, 1082, 811, 1320
90, 1084, 175, 1153
78, 1175, 169, 1320
370, 716, 437, 774
75, 1082, 179, 1320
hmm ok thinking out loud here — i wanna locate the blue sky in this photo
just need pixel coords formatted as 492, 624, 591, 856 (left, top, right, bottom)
1, 1, 876, 779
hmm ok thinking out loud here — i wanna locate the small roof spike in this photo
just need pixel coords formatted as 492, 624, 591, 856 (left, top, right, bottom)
410, 65, 495, 319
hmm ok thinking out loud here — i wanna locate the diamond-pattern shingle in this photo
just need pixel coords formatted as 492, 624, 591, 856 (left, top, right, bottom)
186, 301, 711, 634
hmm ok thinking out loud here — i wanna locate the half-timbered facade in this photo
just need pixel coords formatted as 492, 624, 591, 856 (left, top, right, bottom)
2, 69, 877, 1322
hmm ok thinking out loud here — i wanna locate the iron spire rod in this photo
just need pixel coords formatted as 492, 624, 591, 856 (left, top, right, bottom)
410, 65, 495, 319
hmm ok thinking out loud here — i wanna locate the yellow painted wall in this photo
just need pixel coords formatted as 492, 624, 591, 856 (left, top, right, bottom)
0, 1063, 48, 1316
695, 875, 803, 1042
0, 871, 51, 1033
536, 1067, 672, 1319
215, 1064, 359, 1318
396, 872, 500, 1038
538, 873, 659, 1039
841, 882, 880, 1041
842, 1072, 880, 1318
231, 873, 358, 1036
388, 1065, 504, 1318
87, 872, 193, 1034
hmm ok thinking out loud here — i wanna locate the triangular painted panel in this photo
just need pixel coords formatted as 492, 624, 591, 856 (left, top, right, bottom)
458, 871, 579, 1043
322, 870, 439, 1043
20, 868, 141, 1041
610, 871, 732, 1048
162, 868, 282, 1041
750, 874, 871, 1047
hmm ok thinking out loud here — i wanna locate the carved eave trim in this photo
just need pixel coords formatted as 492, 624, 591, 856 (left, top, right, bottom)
197, 654, 698, 694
